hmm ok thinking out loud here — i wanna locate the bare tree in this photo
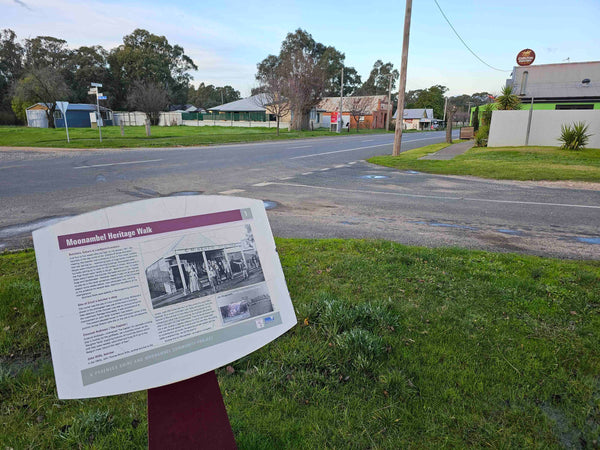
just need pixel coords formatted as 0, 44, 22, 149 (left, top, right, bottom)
127, 80, 169, 132
13, 66, 70, 128
254, 70, 291, 135
347, 97, 372, 133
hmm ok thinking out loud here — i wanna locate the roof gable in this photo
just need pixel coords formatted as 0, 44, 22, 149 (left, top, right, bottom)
210, 94, 268, 112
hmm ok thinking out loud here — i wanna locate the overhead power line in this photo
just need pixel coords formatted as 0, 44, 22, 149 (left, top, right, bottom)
433, 0, 510, 72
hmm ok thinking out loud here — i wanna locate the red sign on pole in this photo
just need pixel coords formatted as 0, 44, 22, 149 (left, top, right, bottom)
330, 112, 339, 124
516, 49, 536, 66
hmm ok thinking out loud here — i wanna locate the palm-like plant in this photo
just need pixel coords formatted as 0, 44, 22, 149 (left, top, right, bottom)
495, 85, 521, 110
559, 122, 591, 150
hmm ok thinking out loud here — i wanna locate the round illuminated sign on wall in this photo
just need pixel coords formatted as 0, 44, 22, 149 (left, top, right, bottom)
516, 49, 536, 66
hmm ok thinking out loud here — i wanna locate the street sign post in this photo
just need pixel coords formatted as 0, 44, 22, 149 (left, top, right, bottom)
91, 82, 102, 142
56, 101, 70, 143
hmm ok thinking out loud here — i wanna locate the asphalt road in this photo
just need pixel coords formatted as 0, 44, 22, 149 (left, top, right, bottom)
1, 130, 599, 259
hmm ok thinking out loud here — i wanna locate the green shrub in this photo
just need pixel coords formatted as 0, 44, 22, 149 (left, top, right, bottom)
10, 97, 31, 123
559, 121, 591, 150
472, 105, 480, 131
474, 125, 489, 147
481, 104, 494, 127
0, 110, 19, 125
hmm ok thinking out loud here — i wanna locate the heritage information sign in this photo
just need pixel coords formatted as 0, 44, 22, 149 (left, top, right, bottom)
33, 196, 296, 399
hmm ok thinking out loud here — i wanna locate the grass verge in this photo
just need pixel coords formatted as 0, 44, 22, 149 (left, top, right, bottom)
369, 144, 600, 182
0, 125, 389, 149
1, 241, 599, 448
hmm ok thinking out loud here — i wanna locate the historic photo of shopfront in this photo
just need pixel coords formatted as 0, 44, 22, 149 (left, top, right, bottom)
144, 224, 265, 309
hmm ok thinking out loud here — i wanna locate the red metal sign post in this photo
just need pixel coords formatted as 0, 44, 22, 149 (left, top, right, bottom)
148, 371, 237, 449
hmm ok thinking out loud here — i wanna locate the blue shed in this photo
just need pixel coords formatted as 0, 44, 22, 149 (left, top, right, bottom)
54, 103, 113, 128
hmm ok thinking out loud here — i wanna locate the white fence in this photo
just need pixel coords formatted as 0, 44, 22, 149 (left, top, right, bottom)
113, 111, 182, 127
182, 119, 290, 129
488, 110, 600, 148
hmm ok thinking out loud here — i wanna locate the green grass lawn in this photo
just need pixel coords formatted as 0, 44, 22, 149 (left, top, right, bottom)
1, 240, 599, 448
369, 143, 600, 182
0, 125, 389, 149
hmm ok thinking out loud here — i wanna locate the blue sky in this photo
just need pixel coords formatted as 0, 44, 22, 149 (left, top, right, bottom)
3, 0, 599, 97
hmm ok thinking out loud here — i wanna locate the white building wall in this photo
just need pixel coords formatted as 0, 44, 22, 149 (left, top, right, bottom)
488, 110, 600, 148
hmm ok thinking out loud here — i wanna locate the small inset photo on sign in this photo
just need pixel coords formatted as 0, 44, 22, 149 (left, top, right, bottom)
217, 283, 274, 325
144, 224, 265, 309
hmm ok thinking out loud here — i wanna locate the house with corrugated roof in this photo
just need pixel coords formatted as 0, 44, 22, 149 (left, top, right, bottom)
315, 95, 390, 130
393, 108, 439, 130
26, 103, 113, 128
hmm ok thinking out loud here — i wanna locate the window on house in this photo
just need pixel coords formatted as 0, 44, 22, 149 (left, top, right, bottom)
53, 110, 63, 120
555, 104, 594, 110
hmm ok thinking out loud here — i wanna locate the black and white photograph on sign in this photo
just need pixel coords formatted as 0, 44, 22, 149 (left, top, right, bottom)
143, 224, 264, 309
217, 283, 274, 325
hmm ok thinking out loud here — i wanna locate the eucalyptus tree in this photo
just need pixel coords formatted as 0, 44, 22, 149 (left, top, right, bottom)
0, 29, 24, 112
109, 29, 197, 108
256, 28, 359, 130
357, 60, 399, 96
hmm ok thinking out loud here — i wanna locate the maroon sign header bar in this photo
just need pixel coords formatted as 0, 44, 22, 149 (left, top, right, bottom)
57, 209, 243, 250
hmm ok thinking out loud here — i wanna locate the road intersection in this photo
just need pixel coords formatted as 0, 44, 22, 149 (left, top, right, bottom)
1, 131, 598, 259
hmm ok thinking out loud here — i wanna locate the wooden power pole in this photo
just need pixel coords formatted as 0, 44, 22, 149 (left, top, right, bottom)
392, 0, 413, 156
385, 74, 392, 131
338, 67, 344, 133
446, 105, 456, 143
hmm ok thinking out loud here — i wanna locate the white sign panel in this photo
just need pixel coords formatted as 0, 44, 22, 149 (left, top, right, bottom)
33, 196, 296, 399
56, 101, 69, 114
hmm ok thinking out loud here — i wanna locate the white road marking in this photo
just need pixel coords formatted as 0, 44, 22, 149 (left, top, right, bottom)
74, 159, 163, 169
278, 176, 293, 180
0, 164, 24, 170
319, 168, 330, 171
252, 182, 273, 187
219, 189, 246, 195
301, 172, 313, 175
289, 143, 389, 159
265, 182, 600, 210
289, 145, 312, 149
288, 137, 441, 160
348, 161, 358, 165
